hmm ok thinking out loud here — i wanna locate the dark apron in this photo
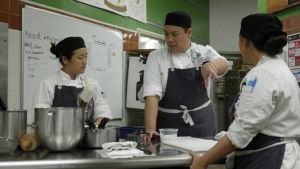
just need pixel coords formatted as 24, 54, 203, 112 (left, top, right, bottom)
52, 71, 94, 119
157, 50, 216, 138
228, 84, 285, 169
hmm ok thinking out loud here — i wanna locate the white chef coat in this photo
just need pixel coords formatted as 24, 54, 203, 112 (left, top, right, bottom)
227, 55, 300, 169
141, 42, 228, 101
32, 70, 112, 120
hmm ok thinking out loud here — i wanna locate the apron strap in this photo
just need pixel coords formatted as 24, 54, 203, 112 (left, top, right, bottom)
235, 138, 294, 156
158, 100, 211, 126
57, 71, 62, 89
168, 50, 175, 71
224, 138, 294, 169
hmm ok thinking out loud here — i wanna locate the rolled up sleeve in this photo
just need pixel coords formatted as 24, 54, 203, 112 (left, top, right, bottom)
93, 82, 113, 119
203, 45, 229, 78
143, 51, 163, 100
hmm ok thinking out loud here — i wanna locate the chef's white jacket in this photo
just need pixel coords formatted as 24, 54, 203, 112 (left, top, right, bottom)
141, 42, 228, 101
227, 55, 300, 169
32, 70, 112, 120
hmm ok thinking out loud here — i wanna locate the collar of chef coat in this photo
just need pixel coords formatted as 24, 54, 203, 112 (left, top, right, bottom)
256, 55, 280, 66
58, 69, 84, 82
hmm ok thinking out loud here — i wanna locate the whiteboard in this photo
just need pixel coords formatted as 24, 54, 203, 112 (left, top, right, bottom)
126, 57, 146, 109
22, 6, 123, 124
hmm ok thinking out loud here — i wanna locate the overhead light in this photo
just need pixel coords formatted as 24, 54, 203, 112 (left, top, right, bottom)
140, 37, 150, 42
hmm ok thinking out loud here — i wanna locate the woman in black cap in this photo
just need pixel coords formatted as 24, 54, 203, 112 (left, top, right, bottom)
189, 14, 300, 169
32, 37, 112, 125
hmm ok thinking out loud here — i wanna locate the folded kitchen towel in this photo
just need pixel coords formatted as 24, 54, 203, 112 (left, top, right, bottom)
102, 141, 137, 152
105, 149, 144, 159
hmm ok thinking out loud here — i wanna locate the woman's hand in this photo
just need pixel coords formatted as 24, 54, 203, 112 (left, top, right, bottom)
94, 117, 104, 126
141, 129, 160, 141
189, 151, 208, 169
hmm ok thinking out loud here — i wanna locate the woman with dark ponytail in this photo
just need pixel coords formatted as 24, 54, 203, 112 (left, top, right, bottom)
189, 14, 300, 169
32, 37, 112, 125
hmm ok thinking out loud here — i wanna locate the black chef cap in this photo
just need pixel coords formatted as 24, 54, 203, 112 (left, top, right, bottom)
51, 37, 86, 57
165, 11, 191, 28
240, 14, 284, 37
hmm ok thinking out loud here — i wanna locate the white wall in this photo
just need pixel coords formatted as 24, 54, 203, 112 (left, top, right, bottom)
209, 0, 258, 54
7, 29, 129, 127
7, 29, 22, 109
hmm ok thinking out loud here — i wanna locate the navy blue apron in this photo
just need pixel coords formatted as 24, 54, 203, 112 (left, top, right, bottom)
228, 84, 285, 169
157, 50, 216, 138
52, 71, 94, 119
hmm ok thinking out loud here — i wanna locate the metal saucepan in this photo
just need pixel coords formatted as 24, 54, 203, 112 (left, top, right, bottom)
78, 125, 120, 148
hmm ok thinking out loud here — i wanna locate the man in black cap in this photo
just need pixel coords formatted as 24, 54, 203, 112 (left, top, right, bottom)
139, 11, 229, 141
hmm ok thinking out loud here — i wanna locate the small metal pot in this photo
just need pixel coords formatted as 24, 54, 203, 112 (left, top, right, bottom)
79, 125, 120, 148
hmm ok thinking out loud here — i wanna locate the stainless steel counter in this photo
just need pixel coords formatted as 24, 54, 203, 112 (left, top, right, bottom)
0, 137, 226, 169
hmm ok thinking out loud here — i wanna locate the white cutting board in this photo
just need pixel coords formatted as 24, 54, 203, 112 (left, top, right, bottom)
162, 137, 218, 152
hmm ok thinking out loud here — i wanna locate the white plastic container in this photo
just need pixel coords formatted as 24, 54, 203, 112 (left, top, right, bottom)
159, 128, 178, 142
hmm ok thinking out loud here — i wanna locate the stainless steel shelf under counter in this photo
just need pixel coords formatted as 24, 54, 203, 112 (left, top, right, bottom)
0, 137, 226, 169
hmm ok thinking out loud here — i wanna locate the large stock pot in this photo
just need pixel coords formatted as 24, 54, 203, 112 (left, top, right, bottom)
33, 107, 85, 151
0, 109, 27, 140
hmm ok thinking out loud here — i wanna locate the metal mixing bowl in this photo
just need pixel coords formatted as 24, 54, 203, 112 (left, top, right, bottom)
0, 136, 20, 154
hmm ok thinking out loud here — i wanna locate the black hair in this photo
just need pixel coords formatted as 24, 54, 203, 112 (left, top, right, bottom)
239, 14, 287, 56
183, 27, 189, 33
50, 42, 74, 65
241, 32, 287, 56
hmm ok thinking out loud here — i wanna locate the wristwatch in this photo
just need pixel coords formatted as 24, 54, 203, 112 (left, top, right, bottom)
202, 61, 211, 65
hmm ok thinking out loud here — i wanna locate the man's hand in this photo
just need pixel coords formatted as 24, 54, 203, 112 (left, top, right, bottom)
141, 129, 160, 141
201, 62, 218, 87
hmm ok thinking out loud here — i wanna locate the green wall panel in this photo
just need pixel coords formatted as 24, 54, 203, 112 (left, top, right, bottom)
28, 0, 209, 44
258, 0, 267, 13
147, 0, 209, 42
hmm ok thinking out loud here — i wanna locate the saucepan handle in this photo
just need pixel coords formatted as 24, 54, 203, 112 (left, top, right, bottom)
45, 110, 55, 138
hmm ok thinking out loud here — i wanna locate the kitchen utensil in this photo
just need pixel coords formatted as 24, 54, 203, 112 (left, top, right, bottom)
125, 134, 141, 142
20, 131, 40, 152
159, 128, 178, 142
136, 148, 152, 155
132, 127, 143, 135
78, 82, 96, 107
78, 125, 120, 148
98, 118, 109, 129
33, 107, 85, 151
0, 109, 27, 140
125, 127, 144, 142
0, 136, 20, 154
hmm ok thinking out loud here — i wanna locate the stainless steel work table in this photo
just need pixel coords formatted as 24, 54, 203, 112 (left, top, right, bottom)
0, 137, 226, 169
